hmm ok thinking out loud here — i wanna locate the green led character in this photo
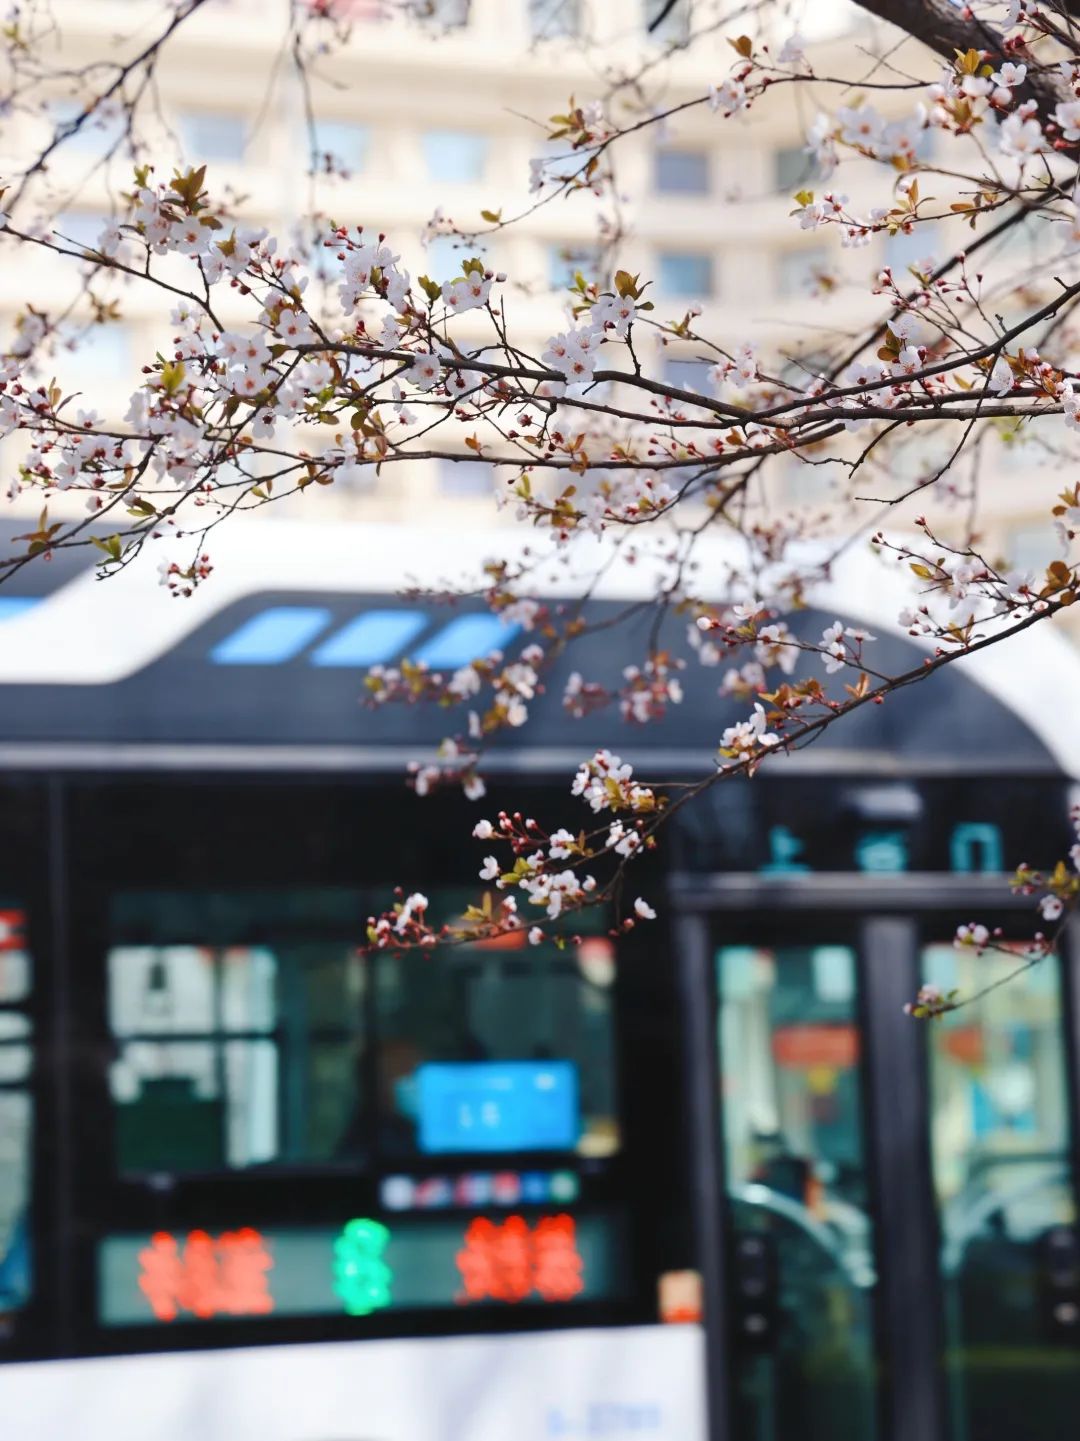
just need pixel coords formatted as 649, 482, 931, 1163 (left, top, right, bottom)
332, 1218, 393, 1316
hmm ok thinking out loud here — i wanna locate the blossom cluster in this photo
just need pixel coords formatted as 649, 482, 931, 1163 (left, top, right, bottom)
470, 807, 655, 935
570, 750, 660, 815
538, 276, 648, 397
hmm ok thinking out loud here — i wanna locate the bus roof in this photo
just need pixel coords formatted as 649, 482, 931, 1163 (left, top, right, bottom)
0, 519, 1073, 778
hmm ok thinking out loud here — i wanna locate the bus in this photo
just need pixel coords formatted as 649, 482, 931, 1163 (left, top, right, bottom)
1, 519, 1079, 1441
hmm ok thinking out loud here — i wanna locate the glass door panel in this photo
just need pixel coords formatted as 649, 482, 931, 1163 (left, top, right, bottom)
717, 942, 878, 1441
923, 943, 1079, 1441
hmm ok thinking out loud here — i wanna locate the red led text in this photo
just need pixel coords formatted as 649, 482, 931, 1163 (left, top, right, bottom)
456, 1214, 584, 1304
137, 1227, 274, 1322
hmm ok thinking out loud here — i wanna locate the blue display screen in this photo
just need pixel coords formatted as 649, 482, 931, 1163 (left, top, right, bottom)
417, 1061, 580, 1154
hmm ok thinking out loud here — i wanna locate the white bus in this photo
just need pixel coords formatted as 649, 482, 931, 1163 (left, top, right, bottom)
2, 520, 1078, 1441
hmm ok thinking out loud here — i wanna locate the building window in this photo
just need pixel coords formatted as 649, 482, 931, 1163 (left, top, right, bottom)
780, 454, 841, 504
777, 246, 829, 296
424, 234, 487, 284
179, 110, 246, 165
995, 210, 1055, 264
421, 130, 487, 183
657, 250, 713, 297
885, 223, 938, 276
549, 242, 602, 290
780, 350, 830, 390
655, 147, 710, 195
645, 0, 692, 43
412, 0, 471, 24
51, 99, 128, 158
437, 458, 493, 498
998, 415, 1066, 471
536, 138, 585, 187
774, 144, 819, 192
664, 357, 713, 394
52, 210, 109, 255
312, 119, 370, 177
337, 460, 377, 492
424, 235, 457, 285
1008, 524, 1059, 573
54, 322, 133, 394
528, 0, 581, 39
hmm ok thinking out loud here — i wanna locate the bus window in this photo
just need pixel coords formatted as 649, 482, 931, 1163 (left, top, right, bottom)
923, 942, 1077, 1441
106, 890, 367, 1174
0, 907, 32, 1314
374, 925, 618, 1160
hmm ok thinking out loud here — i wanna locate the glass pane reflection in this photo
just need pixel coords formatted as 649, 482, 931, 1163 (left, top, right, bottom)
106, 892, 367, 1174
717, 943, 878, 1441
377, 931, 618, 1160
924, 943, 1078, 1441
0, 1091, 31, 1311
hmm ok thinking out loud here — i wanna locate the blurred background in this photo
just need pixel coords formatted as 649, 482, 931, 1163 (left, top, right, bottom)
0, 0, 1068, 569
1, 5, 1079, 1441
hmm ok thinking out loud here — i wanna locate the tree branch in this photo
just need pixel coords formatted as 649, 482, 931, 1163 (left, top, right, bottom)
852, 0, 1067, 122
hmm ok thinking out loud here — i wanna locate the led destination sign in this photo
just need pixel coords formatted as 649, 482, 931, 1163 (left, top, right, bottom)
98, 1212, 624, 1326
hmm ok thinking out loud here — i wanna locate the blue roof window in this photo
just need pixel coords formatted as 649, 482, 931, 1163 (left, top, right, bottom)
310, 610, 427, 668
0, 598, 39, 622
414, 614, 521, 669
210, 607, 332, 665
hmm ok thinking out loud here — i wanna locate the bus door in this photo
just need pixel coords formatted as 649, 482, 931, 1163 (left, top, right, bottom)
712, 922, 880, 1441
674, 882, 1080, 1441
921, 933, 1080, 1441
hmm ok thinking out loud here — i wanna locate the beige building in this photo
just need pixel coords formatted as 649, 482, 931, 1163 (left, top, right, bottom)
0, 0, 1068, 578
